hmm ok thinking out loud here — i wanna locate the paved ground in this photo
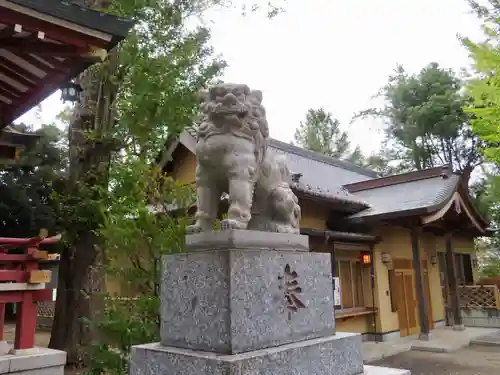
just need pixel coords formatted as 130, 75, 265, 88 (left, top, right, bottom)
369, 344, 500, 375
471, 329, 500, 347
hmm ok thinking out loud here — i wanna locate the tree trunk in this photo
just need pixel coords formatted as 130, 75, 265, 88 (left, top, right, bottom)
49, 3, 116, 360
48, 232, 105, 365
461, 164, 474, 189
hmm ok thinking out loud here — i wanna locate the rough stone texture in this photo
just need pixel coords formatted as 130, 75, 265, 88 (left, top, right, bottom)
160, 243, 335, 354
131, 333, 364, 375
185, 230, 309, 252
462, 308, 500, 328
0, 347, 66, 375
187, 83, 301, 234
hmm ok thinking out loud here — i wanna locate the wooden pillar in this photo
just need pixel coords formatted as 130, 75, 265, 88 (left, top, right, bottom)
410, 226, 430, 340
445, 233, 464, 330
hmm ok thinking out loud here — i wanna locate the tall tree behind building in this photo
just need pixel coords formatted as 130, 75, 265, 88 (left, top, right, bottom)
294, 108, 364, 162
354, 62, 484, 186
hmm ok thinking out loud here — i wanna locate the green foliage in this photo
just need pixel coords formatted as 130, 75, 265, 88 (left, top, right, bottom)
294, 108, 350, 158
480, 255, 500, 277
57, 0, 291, 370
293, 108, 376, 167
84, 157, 194, 374
354, 63, 483, 182
294, 108, 394, 173
463, 1, 500, 165
461, 1, 500, 274
0, 124, 66, 239
50, 0, 229, 365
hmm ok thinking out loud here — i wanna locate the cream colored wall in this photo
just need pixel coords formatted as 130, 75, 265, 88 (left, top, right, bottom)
420, 232, 445, 323
170, 146, 196, 184
372, 226, 405, 333
300, 200, 328, 230
372, 226, 446, 334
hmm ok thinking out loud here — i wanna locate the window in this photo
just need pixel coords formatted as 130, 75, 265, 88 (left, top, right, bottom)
337, 259, 366, 308
438, 252, 474, 286
455, 253, 473, 285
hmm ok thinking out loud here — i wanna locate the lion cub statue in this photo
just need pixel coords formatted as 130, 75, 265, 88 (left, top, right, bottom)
187, 83, 301, 234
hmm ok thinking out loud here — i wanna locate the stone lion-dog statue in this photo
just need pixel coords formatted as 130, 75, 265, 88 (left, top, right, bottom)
187, 83, 301, 234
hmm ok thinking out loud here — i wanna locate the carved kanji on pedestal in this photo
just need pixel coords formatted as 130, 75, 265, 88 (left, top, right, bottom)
278, 263, 306, 319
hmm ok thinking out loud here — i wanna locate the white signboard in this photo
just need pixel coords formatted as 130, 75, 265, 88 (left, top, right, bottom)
333, 277, 341, 306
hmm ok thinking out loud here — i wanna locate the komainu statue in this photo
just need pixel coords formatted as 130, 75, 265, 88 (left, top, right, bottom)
187, 83, 301, 234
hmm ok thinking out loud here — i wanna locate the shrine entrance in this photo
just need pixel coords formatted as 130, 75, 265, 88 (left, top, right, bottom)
393, 258, 434, 337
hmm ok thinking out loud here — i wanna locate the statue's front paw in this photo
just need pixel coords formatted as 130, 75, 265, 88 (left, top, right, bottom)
220, 219, 247, 231
187, 225, 203, 234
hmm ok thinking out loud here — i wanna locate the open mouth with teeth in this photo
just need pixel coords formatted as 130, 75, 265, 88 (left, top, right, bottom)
214, 106, 248, 118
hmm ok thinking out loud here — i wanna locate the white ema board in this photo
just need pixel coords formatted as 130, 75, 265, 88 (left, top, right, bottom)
333, 277, 341, 306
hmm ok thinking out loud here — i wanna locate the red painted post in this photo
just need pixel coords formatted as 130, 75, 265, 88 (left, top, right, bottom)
0, 233, 61, 350
14, 291, 37, 350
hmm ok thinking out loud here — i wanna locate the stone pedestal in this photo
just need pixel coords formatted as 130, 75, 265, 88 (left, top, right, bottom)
0, 347, 66, 375
130, 230, 410, 375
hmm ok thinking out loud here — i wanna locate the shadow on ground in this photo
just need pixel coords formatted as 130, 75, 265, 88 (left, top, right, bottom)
369, 345, 500, 375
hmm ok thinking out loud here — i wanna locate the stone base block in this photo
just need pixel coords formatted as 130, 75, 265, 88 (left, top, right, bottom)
363, 365, 410, 375
162, 232, 335, 354
0, 347, 66, 375
131, 333, 364, 375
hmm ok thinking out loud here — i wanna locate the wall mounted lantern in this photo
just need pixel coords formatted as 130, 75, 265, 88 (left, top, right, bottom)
360, 252, 372, 265
381, 252, 392, 265
60, 81, 83, 103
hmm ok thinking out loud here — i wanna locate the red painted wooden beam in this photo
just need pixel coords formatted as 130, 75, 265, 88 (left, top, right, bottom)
0, 8, 108, 48
0, 289, 53, 304
0, 270, 27, 282
0, 234, 61, 247
1, 64, 73, 126
2, 40, 85, 56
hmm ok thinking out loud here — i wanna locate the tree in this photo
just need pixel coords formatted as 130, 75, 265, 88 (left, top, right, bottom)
50, 0, 288, 366
294, 108, 361, 162
49, 0, 225, 365
0, 124, 66, 239
461, 0, 500, 276
354, 63, 484, 185
86, 158, 195, 374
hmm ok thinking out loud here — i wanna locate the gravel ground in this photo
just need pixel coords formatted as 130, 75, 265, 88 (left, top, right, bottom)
369, 345, 500, 375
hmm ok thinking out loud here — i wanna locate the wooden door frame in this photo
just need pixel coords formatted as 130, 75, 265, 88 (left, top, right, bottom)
395, 269, 419, 337
393, 258, 434, 336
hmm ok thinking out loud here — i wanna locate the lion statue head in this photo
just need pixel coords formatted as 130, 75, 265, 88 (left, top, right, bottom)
196, 83, 270, 162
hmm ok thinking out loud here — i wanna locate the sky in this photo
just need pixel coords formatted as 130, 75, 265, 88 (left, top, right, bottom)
18, 0, 486, 157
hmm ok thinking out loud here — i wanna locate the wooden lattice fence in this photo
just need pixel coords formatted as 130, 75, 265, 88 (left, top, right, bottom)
459, 285, 500, 310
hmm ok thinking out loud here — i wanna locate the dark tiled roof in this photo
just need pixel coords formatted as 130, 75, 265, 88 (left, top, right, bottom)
291, 182, 368, 207
301, 227, 377, 243
348, 174, 460, 220
178, 131, 373, 207
268, 140, 377, 206
8, 0, 134, 38
269, 139, 378, 184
